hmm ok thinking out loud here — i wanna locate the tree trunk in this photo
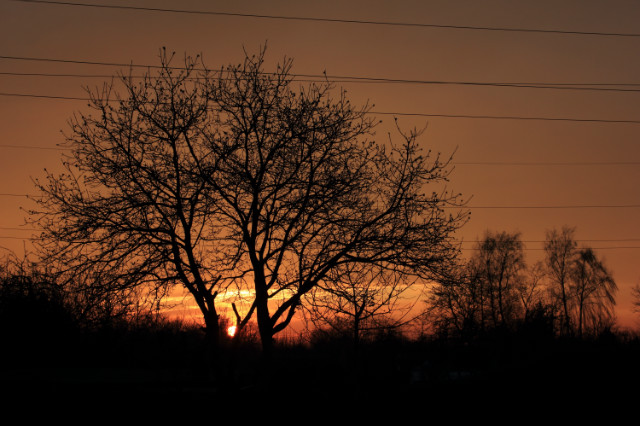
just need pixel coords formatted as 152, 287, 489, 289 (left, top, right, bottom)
203, 309, 220, 379
253, 266, 274, 359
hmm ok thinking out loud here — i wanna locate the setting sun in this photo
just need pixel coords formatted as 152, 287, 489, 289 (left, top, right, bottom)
2, 0, 640, 408
227, 325, 237, 338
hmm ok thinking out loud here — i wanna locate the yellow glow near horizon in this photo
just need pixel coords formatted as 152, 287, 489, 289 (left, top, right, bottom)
227, 325, 237, 337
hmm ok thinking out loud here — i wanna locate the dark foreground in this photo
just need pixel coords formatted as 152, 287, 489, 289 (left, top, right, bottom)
2, 325, 639, 418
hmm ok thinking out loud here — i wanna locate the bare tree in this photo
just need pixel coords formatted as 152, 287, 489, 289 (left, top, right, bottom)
192, 48, 468, 356
430, 227, 617, 340
469, 231, 526, 329
633, 282, 640, 315
515, 261, 548, 322
544, 226, 617, 337
572, 248, 617, 336
32, 47, 468, 359
427, 231, 528, 336
31, 50, 231, 358
303, 262, 419, 351
544, 226, 578, 335
425, 261, 482, 337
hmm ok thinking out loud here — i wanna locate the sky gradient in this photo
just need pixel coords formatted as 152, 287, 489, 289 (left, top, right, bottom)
1, 0, 639, 327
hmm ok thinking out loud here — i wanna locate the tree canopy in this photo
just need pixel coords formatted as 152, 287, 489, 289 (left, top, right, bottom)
428, 227, 617, 339
31, 47, 468, 356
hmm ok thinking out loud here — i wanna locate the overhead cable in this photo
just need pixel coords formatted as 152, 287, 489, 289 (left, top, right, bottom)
13, 0, 640, 38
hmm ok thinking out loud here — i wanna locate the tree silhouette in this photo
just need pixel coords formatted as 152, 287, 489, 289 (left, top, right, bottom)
572, 247, 617, 336
469, 231, 526, 329
31, 50, 229, 360
32, 47, 468, 358
633, 282, 640, 315
430, 228, 617, 339
427, 231, 538, 337
195, 48, 467, 356
303, 262, 419, 352
544, 226, 578, 335
544, 226, 617, 336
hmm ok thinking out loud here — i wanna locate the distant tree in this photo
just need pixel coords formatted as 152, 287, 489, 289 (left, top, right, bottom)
470, 231, 526, 329
430, 227, 618, 340
633, 282, 640, 315
32, 47, 467, 361
544, 226, 617, 337
572, 248, 617, 336
427, 231, 527, 336
544, 226, 578, 335
303, 262, 419, 352
515, 261, 547, 322
0, 255, 70, 331
426, 261, 481, 338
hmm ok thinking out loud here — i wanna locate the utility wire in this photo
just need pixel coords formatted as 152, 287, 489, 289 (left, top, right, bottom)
446, 204, 640, 209
2, 70, 640, 93
13, 0, 640, 38
0, 54, 165, 69
1, 192, 638, 209
460, 246, 640, 251
2, 234, 638, 250
455, 161, 640, 166
0, 144, 66, 150
0, 92, 87, 101
374, 112, 640, 124
2, 91, 640, 124
2, 227, 638, 244
2, 145, 636, 167
1, 144, 635, 166
2, 56, 640, 92
461, 239, 640, 243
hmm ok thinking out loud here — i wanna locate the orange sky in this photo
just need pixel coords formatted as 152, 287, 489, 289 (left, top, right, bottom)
1, 0, 639, 329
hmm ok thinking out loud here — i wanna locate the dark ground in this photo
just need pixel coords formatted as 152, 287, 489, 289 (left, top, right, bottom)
2, 323, 639, 418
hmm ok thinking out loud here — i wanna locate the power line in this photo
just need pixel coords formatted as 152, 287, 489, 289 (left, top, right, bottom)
1, 193, 638, 209
461, 239, 640, 243
5, 222, 640, 243
0, 54, 164, 69
1, 144, 637, 166
1, 227, 638, 244
3, 70, 640, 93
13, 0, 640, 38
2, 234, 638, 250
373, 111, 640, 125
3, 91, 640, 124
0, 232, 637, 248
447, 204, 640, 209
1, 144, 635, 166
0, 92, 88, 101
0, 144, 66, 150
455, 161, 640, 166
3, 56, 640, 92
460, 246, 640, 251
0, 236, 35, 240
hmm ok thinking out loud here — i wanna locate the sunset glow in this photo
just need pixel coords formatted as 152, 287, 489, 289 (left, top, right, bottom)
2, 1, 640, 406
1, 1, 637, 329
227, 325, 237, 338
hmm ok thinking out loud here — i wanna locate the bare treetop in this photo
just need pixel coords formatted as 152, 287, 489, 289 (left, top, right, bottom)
31, 47, 468, 357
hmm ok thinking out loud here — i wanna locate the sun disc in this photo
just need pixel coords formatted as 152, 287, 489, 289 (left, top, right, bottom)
227, 325, 237, 337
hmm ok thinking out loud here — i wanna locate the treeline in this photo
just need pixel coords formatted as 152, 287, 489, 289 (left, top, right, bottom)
0, 255, 214, 371
1, 241, 640, 404
0, 224, 632, 363
426, 226, 619, 341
